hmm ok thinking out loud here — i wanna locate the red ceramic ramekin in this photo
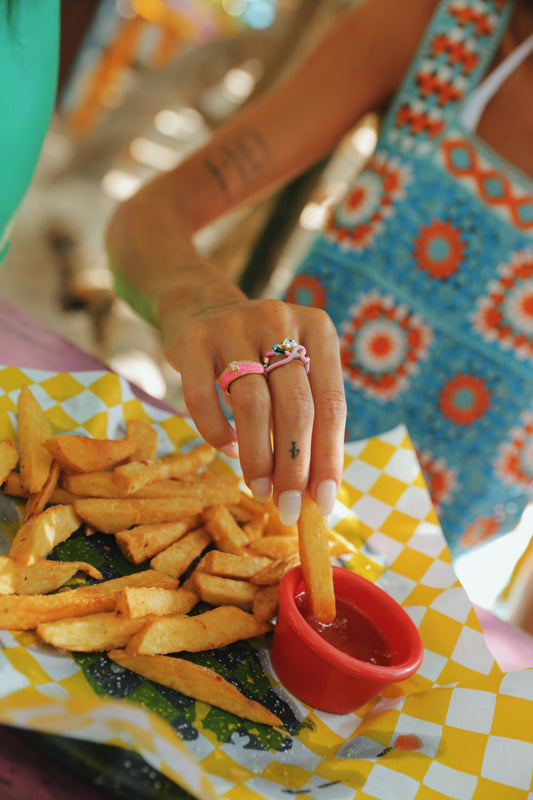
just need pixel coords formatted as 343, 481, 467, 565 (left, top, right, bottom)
270, 565, 424, 714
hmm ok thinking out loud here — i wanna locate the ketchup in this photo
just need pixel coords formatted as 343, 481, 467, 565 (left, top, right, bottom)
295, 592, 393, 666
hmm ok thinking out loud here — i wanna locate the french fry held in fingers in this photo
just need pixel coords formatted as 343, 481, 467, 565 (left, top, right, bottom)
8, 504, 82, 564
127, 605, 273, 656
0, 556, 102, 595
297, 492, 336, 624
112, 443, 216, 495
108, 650, 282, 727
0, 440, 19, 486
44, 434, 136, 473
115, 586, 199, 619
17, 385, 54, 493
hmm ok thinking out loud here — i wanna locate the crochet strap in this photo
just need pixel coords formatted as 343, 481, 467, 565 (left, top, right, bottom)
380, 0, 514, 150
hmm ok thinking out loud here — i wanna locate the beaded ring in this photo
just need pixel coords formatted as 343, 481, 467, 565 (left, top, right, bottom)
262, 337, 310, 375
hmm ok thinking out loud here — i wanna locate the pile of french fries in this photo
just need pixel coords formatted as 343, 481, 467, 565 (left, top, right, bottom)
0, 385, 353, 727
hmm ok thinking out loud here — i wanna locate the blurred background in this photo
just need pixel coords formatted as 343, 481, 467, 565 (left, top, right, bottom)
0, 0, 376, 409
1, 0, 530, 617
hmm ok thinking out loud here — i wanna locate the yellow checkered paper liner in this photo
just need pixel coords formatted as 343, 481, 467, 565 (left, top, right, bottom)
0, 366, 532, 800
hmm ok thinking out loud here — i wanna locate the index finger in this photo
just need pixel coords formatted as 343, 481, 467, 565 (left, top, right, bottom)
305, 310, 347, 515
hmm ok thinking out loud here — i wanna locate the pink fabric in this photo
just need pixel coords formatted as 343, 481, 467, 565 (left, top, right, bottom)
474, 604, 533, 671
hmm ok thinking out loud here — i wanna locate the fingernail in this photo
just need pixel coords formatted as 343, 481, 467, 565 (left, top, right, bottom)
278, 490, 302, 527
220, 441, 239, 459
315, 479, 337, 517
250, 477, 271, 503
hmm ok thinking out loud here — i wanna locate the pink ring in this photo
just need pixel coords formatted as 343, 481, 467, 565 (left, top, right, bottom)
262, 338, 310, 375
217, 360, 266, 394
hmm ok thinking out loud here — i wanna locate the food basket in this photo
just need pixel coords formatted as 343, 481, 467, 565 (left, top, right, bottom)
1, 366, 532, 800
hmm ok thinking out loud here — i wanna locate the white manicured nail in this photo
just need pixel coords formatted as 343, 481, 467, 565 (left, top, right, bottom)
278, 491, 302, 527
250, 477, 271, 503
315, 480, 337, 517
220, 441, 239, 459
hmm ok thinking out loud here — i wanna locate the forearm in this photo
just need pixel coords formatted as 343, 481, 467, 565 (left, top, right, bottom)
106, 0, 436, 324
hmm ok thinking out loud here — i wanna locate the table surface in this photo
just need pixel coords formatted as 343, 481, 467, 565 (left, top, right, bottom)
1, 294, 532, 799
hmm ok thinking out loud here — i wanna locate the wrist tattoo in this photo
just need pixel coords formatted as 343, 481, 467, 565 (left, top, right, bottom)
204, 130, 270, 200
289, 441, 300, 460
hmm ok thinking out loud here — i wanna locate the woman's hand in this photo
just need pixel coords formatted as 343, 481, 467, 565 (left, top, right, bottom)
157, 289, 347, 526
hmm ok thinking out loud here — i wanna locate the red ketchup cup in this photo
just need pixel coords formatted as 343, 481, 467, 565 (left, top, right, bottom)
271, 565, 424, 714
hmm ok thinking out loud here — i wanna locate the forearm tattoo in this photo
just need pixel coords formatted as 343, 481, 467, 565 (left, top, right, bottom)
204, 130, 271, 201
190, 300, 240, 318
290, 441, 300, 460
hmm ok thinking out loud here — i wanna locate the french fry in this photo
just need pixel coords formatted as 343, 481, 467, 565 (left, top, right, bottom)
253, 584, 280, 623
24, 460, 61, 519
202, 505, 249, 554
0, 440, 19, 486
0, 398, 318, 728
132, 474, 241, 505
225, 504, 253, 524
9, 504, 82, 564
61, 470, 126, 498
44, 434, 136, 473
2, 472, 80, 506
127, 605, 273, 655
246, 535, 299, 560
107, 650, 282, 727
0, 592, 116, 629
125, 420, 158, 461
237, 491, 271, 517
116, 586, 199, 619
112, 443, 216, 495
250, 553, 300, 586
0, 556, 102, 595
115, 515, 202, 564
17, 385, 54, 493
73, 496, 203, 533
37, 612, 146, 651
196, 550, 271, 580
297, 493, 336, 624
193, 572, 258, 611
2, 471, 27, 497
150, 528, 212, 579
0, 569, 179, 629
81, 569, 179, 595
243, 514, 268, 543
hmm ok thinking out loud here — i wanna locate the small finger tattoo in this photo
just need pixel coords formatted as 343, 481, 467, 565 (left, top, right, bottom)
289, 441, 300, 460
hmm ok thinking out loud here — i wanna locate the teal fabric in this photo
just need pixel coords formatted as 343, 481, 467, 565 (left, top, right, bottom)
0, 0, 60, 260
